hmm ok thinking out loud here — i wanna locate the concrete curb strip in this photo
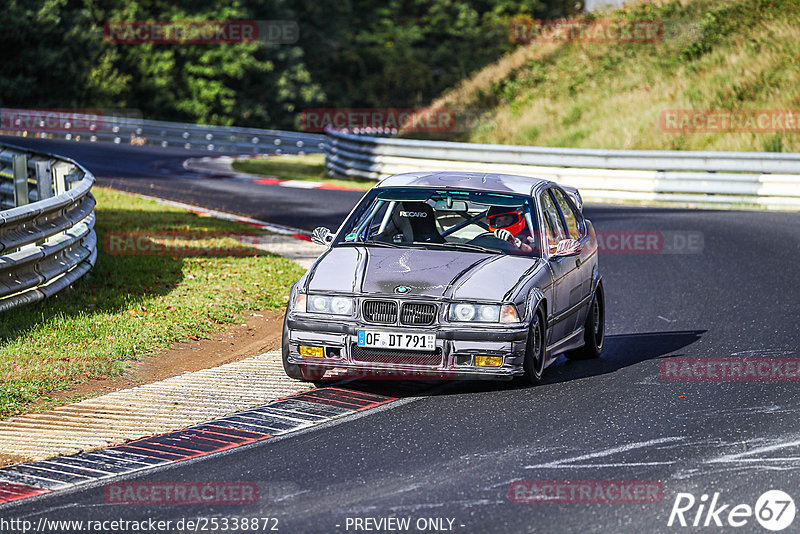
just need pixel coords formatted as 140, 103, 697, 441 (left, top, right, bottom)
0, 351, 309, 461
0, 387, 397, 506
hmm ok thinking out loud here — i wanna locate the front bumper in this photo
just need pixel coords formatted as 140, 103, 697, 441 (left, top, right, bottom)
286, 314, 528, 380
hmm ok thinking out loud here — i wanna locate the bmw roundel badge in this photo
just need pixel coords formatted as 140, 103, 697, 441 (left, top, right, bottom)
394, 286, 411, 294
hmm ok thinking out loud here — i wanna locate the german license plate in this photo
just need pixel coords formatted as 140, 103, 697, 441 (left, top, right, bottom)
357, 330, 436, 351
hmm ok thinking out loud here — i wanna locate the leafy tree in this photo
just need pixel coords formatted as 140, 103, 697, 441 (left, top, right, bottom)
0, 0, 574, 128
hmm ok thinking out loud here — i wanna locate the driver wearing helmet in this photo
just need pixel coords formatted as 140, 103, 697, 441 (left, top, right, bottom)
488, 206, 535, 253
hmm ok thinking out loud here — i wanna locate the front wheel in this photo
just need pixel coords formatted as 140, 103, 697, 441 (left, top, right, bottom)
282, 313, 327, 381
516, 310, 546, 386
565, 281, 605, 360
281, 312, 304, 380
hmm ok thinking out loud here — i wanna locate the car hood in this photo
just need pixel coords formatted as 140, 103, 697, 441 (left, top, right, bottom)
306, 246, 543, 301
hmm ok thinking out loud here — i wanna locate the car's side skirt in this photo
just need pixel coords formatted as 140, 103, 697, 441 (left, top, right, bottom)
546, 326, 585, 357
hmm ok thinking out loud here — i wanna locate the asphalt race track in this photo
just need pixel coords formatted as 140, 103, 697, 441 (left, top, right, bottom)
2, 136, 800, 533
1, 136, 362, 232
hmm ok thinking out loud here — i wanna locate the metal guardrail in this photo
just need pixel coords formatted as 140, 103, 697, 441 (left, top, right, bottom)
325, 128, 800, 209
0, 109, 325, 155
0, 143, 96, 312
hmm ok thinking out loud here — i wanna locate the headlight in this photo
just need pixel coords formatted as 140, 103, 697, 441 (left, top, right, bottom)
452, 303, 477, 321
331, 297, 354, 315
306, 295, 354, 316
449, 303, 519, 323
479, 306, 500, 322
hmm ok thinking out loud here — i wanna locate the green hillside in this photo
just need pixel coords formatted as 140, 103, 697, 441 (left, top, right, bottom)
426, 0, 800, 152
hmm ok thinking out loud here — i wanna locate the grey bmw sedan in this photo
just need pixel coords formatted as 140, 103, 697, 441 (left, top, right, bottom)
282, 171, 604, 385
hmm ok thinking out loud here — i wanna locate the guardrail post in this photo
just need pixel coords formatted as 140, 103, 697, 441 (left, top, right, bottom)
12, 154, 28, 207
35, 161, 54, 200
53, 163, 68, 194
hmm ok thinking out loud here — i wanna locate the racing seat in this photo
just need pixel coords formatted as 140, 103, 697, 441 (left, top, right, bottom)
373, 202, 446, 244
395, 202, 445, 243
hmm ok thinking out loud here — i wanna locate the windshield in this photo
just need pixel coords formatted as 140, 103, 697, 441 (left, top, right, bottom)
335, 188, 541, 257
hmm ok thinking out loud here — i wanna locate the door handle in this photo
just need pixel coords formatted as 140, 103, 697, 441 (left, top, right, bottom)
576, 257, 582, 268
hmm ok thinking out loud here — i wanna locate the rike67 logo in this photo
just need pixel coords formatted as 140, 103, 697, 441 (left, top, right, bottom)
668, 490, 796, 531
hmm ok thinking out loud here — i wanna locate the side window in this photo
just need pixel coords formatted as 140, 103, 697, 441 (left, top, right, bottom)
366, 201, 391, 240
369, 201, 389, 235
551, 188, 583, 239
540, 191, 567, 250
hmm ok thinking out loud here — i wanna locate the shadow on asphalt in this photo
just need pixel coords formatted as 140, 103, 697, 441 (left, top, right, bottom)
543, 329, 706, 384
333, 329, 706, 398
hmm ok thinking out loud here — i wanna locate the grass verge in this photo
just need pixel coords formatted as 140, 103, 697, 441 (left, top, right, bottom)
232, 153, 376, 190
0, 187, 305, 419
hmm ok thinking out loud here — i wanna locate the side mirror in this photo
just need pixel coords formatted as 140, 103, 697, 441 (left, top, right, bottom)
311, 227, 334, 246
551, 238, 582, 257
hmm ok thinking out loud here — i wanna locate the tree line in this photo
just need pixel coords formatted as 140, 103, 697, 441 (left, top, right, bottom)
1, 0, 579, 130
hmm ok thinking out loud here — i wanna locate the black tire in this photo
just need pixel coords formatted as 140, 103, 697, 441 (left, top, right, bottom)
282, 312, 328, 382
516, 309, 546, 386
281, 311, 305, 380
565, 281, 605, 360
302, 364, 327, 381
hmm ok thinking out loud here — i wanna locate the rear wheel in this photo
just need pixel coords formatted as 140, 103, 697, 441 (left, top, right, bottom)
516, 310, 545, 386
565, 281, 605, 360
